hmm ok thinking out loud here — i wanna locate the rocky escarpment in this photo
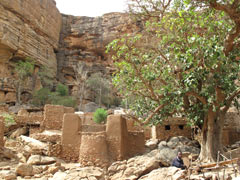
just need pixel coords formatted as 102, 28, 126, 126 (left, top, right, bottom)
57, 13, 137, 95
0, 0, 61, 103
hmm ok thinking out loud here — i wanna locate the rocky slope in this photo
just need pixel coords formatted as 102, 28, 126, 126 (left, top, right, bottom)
0, 134, 239, 180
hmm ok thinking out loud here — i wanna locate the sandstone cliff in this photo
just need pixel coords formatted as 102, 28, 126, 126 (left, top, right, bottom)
0, 0, 62, 103
0, 0, 138, 106
57, 12, 136, 84
57, 12, 137, 104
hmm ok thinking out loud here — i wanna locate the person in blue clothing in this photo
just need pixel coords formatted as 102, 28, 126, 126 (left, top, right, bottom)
172, 151, 186, 169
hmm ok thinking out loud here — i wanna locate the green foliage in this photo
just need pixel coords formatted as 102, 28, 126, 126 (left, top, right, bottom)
1, 113, 15, 127
32, 87, 76, 108
15, 59, 34, 79
87, 73, 111, 106
14, 59, 35, 104
93, 108, 108, 124
49, 92, 77, 107
32, 88, 51, 106
107, 0, 240, 126
37, 66, 54, 89
56, 83, 69, 96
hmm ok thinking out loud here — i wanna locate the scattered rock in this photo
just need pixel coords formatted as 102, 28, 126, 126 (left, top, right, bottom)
0, 170, 17, 180
10, 127, 28, 139
18, 135, 49, 155
145, 139, 159, 150
15, 163, 34, 177
27, 155, 56, 165
51, 172, 67, 180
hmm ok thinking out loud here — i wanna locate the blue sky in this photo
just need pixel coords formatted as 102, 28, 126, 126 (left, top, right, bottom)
55, 0, 128, 17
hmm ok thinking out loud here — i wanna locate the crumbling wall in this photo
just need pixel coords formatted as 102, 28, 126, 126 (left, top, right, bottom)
222, 109, 240, 146
58, 113, 145, 165
43, 104, 74, 130
127, 131, 145, 157
61, 113, 81, 162
0, 116, 4, 147
79, 132, 109, 168
155, 118, 192, 141
80, 112, 95, 125
81, 125, 106, 132
106, 115, 130, 161
126, 118, 151, 140
16, 111, 43, 125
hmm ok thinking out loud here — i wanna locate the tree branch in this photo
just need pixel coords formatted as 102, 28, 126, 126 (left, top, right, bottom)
222, 89, 240, 113
186, 91, 207, 105
142, 103, 166, 125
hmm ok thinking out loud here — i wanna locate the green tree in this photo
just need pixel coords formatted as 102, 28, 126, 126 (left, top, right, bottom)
37, 66, 55, 89
15, 59, 35, 105
56, 83, 69, 96
32, 87, 51, 106
93, 108, 108, 124
73, 62, 88, 111
107, 0, 240, 162
87, 72, 111, 107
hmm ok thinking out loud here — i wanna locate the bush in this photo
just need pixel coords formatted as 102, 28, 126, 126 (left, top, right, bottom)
93, 108, 107, 124
51, 95, 77, 108
56, 83, 69, 96
32, 88, 76, 108
32, 88, 51, 106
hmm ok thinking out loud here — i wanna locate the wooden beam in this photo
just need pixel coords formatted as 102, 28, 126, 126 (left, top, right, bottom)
199, 158, 240, 168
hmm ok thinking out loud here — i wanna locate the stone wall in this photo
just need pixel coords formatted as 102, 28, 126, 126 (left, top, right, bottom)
106, 115, 129, 161
60, 113, 145, 166
80, 112, 95, 125
155, 118, 192, 141
127, 131, 145, 157
61, 113, 81, 162
0, 116, 4, 148
43, 104, 74, 130
79, 132, 109, 168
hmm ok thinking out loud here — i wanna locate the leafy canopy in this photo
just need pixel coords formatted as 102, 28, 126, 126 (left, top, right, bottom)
107, 0, 240, 126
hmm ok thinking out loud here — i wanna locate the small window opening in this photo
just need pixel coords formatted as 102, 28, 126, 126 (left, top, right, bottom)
179, 125, 184, 130
165, 125, 170, 130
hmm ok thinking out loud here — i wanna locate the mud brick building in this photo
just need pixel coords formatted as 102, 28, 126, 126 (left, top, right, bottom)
61, 114, 145, 167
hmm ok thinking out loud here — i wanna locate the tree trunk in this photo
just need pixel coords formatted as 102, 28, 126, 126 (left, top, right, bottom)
16, 82, 21, 105
198, 108, 225, 162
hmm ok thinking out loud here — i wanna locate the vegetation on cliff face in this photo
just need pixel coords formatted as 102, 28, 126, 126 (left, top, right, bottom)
107, 0, 240, 162
32, 83, 76, 108
14, 59, 35, 105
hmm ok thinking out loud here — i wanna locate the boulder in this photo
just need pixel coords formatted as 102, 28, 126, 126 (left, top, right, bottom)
139, 167, 186, 180
51, 172, 67, 180
18, 135, 49, 155
0, 170, 17, 180
15, 163, 34, 177
84, 102, 99, 112
108, 153, 160, 180
145, 139, 159, 150
27, 155, 56, 165
10, 127, 28, 139
158, 136, 200, 164
30, 130, 61, 143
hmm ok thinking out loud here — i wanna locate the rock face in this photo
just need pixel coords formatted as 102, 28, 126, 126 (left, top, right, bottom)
57, 13, 137, 91
0, 0, 62, 104
0, 0, 61, 67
